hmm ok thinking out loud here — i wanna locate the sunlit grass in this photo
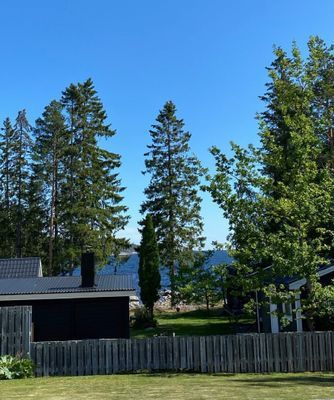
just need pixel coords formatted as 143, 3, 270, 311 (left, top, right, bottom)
131, 308, 254, 338
2, 373, 334, 400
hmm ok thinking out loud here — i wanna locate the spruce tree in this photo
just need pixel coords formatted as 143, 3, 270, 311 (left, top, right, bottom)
306, 36, 334, 166
33, 100, 67, 275
138, 214, 161, 319
23, 169, 47, 260
0, 118, 15, 257
141, 101, 205, 301
12, 110, 32, 257
60, 78, 128, 270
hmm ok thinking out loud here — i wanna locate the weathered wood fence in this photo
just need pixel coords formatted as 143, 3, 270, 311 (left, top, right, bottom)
0, 306, 32, 356
1, 306, 334, 377
31, 331, 334, 377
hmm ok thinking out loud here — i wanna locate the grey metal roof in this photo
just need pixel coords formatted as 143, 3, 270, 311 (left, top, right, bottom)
0, 275, 134, 296
0, 257, 42, 279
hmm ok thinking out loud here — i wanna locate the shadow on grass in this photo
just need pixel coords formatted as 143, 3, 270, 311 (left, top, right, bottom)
158, 309, 223, 320
233, 374, 334, 388
134, 372, 334, 388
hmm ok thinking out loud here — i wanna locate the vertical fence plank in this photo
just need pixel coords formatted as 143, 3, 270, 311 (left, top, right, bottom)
173, 337, 180, 371
213, 336, 220, 373
232, 335, 239, 373
112, 340, 119, 373
77, 340, 84, 376
152, 338, 159, 370
313, 333, 320, 371
325, 332, 333, 371
132, 339, 138, 372
166, 337, 173, 370
160, 337, 167, 370
192, 336, 200, 372
105, 340, 112, 374
318, 333, 326, 371
199, 336, 207, 373
126, 339, 132, 372
34, 343, 42, 377
180, 337, 187, 371
225, 335, 233, 373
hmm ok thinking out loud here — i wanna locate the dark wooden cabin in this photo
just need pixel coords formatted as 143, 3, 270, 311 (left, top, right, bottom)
0, 254, 135, 341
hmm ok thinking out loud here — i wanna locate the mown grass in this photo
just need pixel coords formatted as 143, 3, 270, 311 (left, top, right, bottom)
131, 308, 254, 338
2, 373, 334, 400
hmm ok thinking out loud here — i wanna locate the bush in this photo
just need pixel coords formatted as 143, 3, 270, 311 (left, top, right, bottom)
131, 307, 157, 329
0, 355, 34, 380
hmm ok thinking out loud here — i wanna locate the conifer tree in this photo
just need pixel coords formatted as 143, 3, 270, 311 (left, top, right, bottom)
141, 101, 205, 300
0, 118, 15, 257
12, 110, 32, 257
306, 37, 334, 166
60, 78, 128, 270
23, 170, 47, 260
34, 100, 67, 274
138, 214, 160, 319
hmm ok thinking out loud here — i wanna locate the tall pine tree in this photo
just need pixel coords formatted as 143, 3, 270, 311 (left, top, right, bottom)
141, 101, 205, 301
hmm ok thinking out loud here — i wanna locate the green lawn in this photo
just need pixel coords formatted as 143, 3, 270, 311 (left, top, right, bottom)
131, 308, 253, 338
2, 373, 334, 400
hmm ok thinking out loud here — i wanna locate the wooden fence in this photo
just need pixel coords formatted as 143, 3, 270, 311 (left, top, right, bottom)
31, 331, 334, 377
0, 306, 32, 357
1, 306, 334, 377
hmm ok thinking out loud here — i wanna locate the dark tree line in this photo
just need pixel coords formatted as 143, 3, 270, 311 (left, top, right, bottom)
0, 79, 128, 275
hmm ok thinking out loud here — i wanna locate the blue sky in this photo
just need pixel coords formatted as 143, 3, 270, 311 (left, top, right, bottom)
0, 1, 333, 247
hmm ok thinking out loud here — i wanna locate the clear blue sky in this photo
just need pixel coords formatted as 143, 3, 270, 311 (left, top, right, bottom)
0, 1, 333, 247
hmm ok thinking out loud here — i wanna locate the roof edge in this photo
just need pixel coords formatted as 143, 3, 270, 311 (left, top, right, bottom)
0, 290, 135, 302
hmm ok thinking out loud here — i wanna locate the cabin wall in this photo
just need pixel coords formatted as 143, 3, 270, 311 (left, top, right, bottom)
0, 296, 130, 341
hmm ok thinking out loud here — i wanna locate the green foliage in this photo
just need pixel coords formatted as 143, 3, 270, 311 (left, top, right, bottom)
0, 111, 33, 258
0, 355, 34, 380
0, 79, 128, 273
141, 101, 205, 300
0, 118, 16, 257
59, 78, 128, 270
176, 252, 227, 311
131, 306, 158, 329
33, 100, 67, 275
138, 215, 161, 318
206, 37, 334, 329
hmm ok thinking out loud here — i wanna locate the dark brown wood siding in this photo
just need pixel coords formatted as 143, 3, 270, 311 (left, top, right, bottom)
0, 296, 130, 341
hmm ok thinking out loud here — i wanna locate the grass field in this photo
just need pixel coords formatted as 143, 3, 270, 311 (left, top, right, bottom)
1, 373, 334, 400
131, 308, 254, 338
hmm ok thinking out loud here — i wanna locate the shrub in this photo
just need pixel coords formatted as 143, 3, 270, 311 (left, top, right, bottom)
131, 307, 157, 329
0, 355, 34, 380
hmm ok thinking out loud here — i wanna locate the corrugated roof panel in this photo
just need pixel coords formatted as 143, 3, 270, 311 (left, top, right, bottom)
0, 257, 41, 279
0, 274, 134, 296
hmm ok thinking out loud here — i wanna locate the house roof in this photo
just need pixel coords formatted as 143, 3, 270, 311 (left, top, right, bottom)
288, 264, 334, 290
0, 274, 135, 301
0, 257, 42, 279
